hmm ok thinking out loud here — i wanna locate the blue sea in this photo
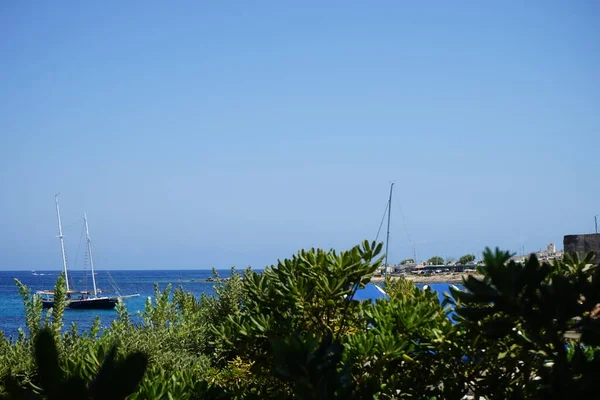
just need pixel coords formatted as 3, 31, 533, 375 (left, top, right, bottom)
0, 270, 456, 339
0, 269, 231, 339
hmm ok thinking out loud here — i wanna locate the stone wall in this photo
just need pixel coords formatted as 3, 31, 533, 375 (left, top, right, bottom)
563, 233, 600, 264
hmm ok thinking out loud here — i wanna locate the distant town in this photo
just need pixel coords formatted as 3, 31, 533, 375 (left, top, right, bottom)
379, 242, 563, 277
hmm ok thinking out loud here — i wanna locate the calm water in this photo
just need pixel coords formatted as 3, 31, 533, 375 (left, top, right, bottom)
0, 269, 233, 339
0, 270, 457, 339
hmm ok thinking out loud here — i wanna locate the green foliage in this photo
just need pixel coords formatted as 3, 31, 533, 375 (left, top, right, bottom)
2, 243, 600, 399
448, 248, 600, 398
140, 283, 176, 328
400, 258, 414, 265
270, 332, 348, 400
0, 327, 147, 400
458, 254, 476, 265
383, 274, 416, 299
345, 276, 467, 399
49, 273, 67, 340
208, 241, 383, 397
427, 256, 444, 265
14, 278, 42, 339
1, 268, 249, 399
214, 240, 382, 354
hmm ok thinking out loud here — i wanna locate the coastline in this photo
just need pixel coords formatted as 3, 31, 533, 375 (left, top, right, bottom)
371, 272, 481, 284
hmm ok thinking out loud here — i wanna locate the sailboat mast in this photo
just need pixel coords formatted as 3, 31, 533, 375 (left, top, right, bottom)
55, 194, 70, 292
384, 183, 394, 276
84, 213, 98, 297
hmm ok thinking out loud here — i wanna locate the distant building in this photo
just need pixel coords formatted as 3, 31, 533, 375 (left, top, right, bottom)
532, 242, 562, 261
377, 263, 400, 275
508, 242, 563, 264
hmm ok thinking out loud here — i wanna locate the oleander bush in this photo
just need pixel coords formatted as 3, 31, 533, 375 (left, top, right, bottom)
0, 242, 599, 399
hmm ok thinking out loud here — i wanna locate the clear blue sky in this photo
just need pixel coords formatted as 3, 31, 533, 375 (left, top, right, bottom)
1, 1, 598, 270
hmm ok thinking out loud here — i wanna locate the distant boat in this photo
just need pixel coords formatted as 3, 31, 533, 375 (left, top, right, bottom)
37, 194, 139, 310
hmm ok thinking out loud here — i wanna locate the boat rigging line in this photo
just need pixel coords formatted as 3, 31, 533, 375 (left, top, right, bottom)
89, 241, 125, 296
71, 220, 86, 291
374, 201, 389, 242
372, 183, 395, 277
84, 213, 98, 297
105, 270, 122, 296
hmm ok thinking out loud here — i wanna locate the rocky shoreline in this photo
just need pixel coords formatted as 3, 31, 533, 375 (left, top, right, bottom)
371, 272, 481, 284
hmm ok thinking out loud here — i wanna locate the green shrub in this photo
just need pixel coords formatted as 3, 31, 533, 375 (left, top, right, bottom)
2, 243, 600, 399
448, 248, 600, 399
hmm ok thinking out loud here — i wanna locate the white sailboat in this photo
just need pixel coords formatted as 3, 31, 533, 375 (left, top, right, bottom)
37, 194, 139, 310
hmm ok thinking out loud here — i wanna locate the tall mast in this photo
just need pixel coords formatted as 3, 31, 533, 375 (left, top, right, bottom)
384, 182, 394, 276
55, 194, 70, 292
595, 215, 598, 234
84, 213, 98, 296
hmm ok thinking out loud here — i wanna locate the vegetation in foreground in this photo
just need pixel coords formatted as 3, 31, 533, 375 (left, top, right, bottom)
1, 241, 599, 399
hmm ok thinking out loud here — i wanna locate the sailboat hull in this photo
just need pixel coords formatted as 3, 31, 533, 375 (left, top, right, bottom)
42, 297, 118, 310
69, 297, 118, 309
